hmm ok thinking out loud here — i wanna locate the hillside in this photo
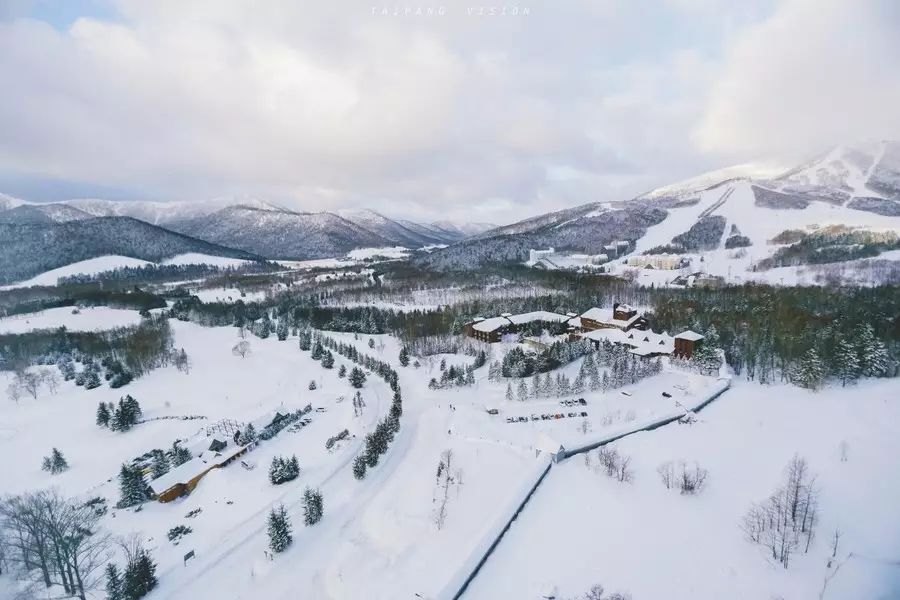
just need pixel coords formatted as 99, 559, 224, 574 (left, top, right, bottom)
0, 217, 259, 284
165, 206, 393, 259
419, 141, 900, 277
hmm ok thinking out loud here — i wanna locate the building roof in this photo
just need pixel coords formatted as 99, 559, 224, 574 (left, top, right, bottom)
675, 330, 704, 341
580, 306, 643, 328
582, 328, 675, 356
580, 307, 613, 322
147, 444, 247, 495
506, 310, 569, 325
472, 316, 513, 332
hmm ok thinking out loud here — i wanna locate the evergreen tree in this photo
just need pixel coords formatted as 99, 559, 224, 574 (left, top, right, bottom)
321, 351, 334, 369
856, 325, 890, 378
399, 346, 410, 367
105, 563, 123, 600
41, 447, 69, 474
151, 451, 170, 479
338, 364, 347, 378
123, 549, 158, 599
96, 402, 111, 427
792, 348, 825, 390
267, 505, 293, 553
117, 463, 149, 507
349, 367, 366, 388
368, 338, 376, 349
505, 382, 514, 402
298, 330, 311, 351
311, 341, 323, 360
237, 423, 258, 446
171, 442, 192, 467
276, 319, 289, 341
302, 487, 324, 526
352, 454, 367, 479
517, 379, 528, 402
834, 339, 861, 386
308, 380, 317, 390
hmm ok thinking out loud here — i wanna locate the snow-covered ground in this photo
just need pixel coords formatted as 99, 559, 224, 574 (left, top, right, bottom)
2, 311, 897, 600
160, 253, 251, 268
345, 246, 410, 260
0, 255, 152, 289
0, 306, 143, 334
465, 377, 900, 600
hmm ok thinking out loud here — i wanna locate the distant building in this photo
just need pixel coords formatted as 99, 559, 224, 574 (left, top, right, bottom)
464, 311, 577, 343
626, 254, 685, 270
579, 302, 648, 332
674, 330, 704, 359
527, 248, 609, 271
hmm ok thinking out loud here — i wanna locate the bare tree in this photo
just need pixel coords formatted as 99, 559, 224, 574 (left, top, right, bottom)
657, 461, 675, 490
6, 381, 22, 405
678, 462, 708, 495
38, 369, 59, 395
18, 372, 42, 400
232, 340, 251, 358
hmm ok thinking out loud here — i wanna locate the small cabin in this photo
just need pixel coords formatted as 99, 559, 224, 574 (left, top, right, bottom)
674, 330, 704, 359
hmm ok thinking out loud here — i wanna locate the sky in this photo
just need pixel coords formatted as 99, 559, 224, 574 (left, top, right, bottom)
1, 0, 899, 225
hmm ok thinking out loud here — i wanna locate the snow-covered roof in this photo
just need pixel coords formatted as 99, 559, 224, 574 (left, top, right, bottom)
615, 303, 635, 313
675, 330, 704, 341
472, 316, 513, 332
147, 456, 211, 494
580, 307, 613, 322
506, 311, 569, 325
580, 306, 643, 328
147, 444, 247, 495
582, 328, 675, 356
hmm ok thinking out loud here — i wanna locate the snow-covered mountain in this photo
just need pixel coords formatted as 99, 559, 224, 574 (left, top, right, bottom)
60, 196, 287, 225
0, 217, 260, 285
337, 208, 455, 247
419, 141, 900, 274
165, 206, 395, 260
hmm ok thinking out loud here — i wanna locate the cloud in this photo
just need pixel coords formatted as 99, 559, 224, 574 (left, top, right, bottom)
694, 0, 900, 161
0, 0, 894, 223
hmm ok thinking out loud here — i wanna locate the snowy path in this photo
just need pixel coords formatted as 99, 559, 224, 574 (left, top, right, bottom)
152, 356, 395, 599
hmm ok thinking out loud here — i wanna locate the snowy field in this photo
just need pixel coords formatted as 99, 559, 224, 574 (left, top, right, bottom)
465, 378, 900, 600
0, 255, 152, 289
0, 306, 143, 334
160, 253, 251, 268
2, 310, 897, 600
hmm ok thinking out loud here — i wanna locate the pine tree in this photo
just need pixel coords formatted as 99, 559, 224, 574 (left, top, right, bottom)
311, 341, 323, 360
303, 487, 324, 526
856, 325, 889, 378
105, 563, 123, 600
96, 402, 111, 427
117, 463, 150, 507
276, 319, 289, 341
834, 339, 861, 386
151, 451, 170, 479
171, 442, 192, 466
505, 382, 514, 402
792, 348, 825, 390
349, 367, 366, 389
123, 549, 158, 599
352, 454, 367, 479
298, 330, 311, 351
517, 379, 528, 402
267, 505, 293, 553
368, 338, 376, 349
399, 346, 410, 367
42, 448, 68, 474
269, 457, 285, 484
309, 379, 317, 390
321, 351, 334, 369
237, 423, 257, 445
338, 364, 347, 378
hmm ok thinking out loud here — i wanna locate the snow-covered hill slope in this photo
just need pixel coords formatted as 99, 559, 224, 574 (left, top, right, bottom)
420, 141, 900, 278
0, 255, 153, 289
337, 208, 454, 247
165, 206, 393, 260
0, 217, 260, 285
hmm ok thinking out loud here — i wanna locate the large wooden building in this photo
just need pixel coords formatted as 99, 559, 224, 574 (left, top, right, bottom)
464, 311, 577, 343
673, 330, 704, 359
149, 440, 250, 503
579, 303, 648, 333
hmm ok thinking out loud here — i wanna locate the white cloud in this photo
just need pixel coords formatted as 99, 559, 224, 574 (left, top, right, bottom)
0, 0, 895, 223
695, 0, 900, 161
